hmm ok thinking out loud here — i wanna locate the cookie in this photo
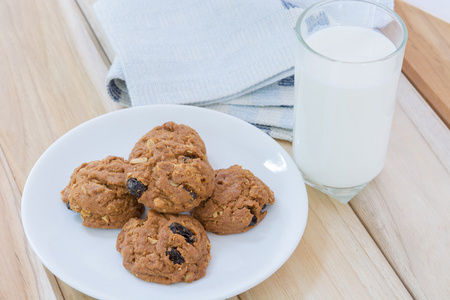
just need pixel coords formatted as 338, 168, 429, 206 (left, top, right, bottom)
129, 121, 207, 160
127, 143, 215, 213
191, 165, 275, 235
61, 156, 145, 228
126, 123, 215, 213
116, 210, 211, 284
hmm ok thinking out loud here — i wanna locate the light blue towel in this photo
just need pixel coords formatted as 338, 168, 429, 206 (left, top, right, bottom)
94, 0, 394, 141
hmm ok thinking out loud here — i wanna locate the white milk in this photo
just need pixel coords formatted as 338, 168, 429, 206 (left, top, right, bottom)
293, 26, 402, 188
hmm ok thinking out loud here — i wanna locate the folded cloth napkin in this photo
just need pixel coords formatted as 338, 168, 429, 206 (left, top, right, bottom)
94, 0, 393, 141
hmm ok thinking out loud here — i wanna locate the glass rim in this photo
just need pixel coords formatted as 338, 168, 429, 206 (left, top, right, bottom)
295, 0, 408, 64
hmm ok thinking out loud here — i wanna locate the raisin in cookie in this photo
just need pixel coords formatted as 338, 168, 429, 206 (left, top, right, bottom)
61, 156, 144, 228
126, 125, 215, 213
129, 121, 207, 160
191, 165, 275, 235
116, 210, 211, 284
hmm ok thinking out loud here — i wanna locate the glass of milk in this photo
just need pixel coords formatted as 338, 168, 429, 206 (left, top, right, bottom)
293, 0, 407, 203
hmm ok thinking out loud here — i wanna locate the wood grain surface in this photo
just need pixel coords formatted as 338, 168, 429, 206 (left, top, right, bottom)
0, 0, 116, 299
0, 147, 62, 300
396, 0, 450, 127
350, 75, 450, 300
0, 0, 448, 299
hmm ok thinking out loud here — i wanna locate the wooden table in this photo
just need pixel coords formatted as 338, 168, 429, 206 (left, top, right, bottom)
1, 0, 448, 299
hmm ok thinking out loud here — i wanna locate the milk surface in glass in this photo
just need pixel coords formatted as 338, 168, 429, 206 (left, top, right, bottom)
293, 25, 400, 188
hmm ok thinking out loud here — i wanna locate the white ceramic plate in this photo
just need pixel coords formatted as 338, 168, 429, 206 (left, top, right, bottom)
22, 105, 308, 300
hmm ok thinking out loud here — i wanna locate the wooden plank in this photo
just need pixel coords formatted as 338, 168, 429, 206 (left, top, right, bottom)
76, 0, 115, 62
0, 0, 117, 299
0, 0, 120, 190
0, 145, 62, 300
350, 75, 450, 300
395, 0, 450, 127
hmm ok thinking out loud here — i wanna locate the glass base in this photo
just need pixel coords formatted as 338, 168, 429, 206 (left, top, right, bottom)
301, 174, 367, 204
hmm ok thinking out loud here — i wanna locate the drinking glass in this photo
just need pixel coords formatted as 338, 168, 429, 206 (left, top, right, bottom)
293, 0, 407, 203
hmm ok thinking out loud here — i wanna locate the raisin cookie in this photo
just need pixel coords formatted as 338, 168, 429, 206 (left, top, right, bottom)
129, 121, 207, 160
116, 210, 211, 284
191, 165, 275, 235
126, 123, 215, 213
61, 156, 144, 228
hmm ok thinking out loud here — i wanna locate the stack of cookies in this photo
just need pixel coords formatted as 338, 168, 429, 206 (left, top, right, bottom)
61, 121, 275, 284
